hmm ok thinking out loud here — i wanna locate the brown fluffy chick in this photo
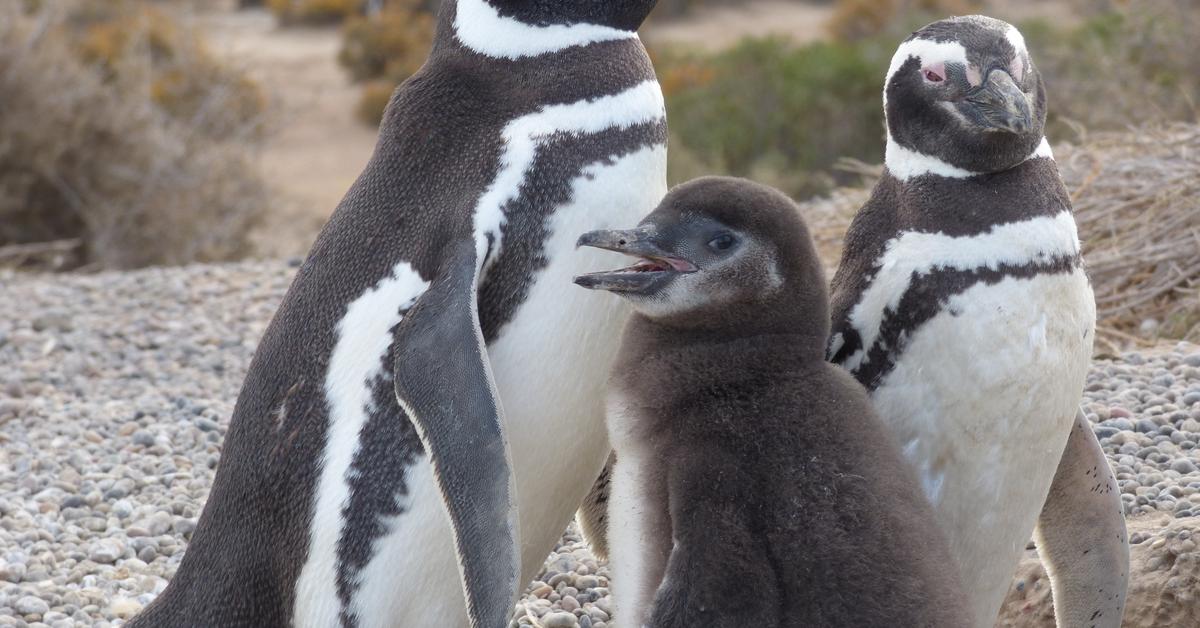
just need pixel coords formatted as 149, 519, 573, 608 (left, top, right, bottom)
574, 176, 972, 628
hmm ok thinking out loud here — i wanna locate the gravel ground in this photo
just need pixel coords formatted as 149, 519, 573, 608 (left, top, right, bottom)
0, 261, 1198, 627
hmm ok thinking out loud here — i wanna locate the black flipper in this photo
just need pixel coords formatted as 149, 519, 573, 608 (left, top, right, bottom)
393, 239, 519, 628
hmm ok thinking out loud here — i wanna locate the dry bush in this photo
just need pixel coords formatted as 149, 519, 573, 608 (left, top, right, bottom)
339, 5, 434, 82
828, 0, 982, 41
268, 0, 362, 25
796, 123, 1200, 347
1022, 2, 1200, 134
0, 4, 266, 270
338, 3, 435, 125
1065, 124, 1200, 347
71, 4, 266, 142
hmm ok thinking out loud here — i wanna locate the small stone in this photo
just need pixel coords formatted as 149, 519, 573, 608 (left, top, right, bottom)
172, 518, 197, 537
1136, 419, 1159, 433
88, 540, 124, 564
15, 596, 49, 615
1185, 353, 1200, 368
131, 430, 155, 447
1173, 460, 1198, 474
110, 597, 143, 618
541, 612, 578, 628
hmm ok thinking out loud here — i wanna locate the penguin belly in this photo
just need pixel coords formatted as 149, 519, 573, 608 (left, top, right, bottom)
319, 143, 667, 628
870, 268, 1095, 627
491, 143, 668, 584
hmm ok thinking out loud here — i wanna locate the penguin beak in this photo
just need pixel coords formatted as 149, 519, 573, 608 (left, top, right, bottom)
573, 227, 697, 294
966, 70, 1033, 134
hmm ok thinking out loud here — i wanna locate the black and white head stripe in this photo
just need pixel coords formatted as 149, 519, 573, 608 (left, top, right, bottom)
883, 16, 1047, 177
453, 0, 654, 59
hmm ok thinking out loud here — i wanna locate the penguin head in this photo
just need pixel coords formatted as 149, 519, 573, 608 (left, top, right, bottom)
575, 177, 829, 337
884, 16, 1046, 173
481, 1, 659, 32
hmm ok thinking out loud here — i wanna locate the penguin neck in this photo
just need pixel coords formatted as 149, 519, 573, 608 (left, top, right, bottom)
443, 0, 639, 60
884, 134, 1054, 182
627, 314, 830, 366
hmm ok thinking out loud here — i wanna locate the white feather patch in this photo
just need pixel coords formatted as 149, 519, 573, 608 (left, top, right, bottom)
472, 80, 667, 270
454, 0, 637, 60
884, 134, 979, 180
883, 38, 969, 106
842, 211, 1081, 372
1006, 24, 1029, 56
294, 262, 430, 628
885, 136, 1056, 182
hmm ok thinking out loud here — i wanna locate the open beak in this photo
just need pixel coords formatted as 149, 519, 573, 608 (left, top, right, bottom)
573, 227, 696, 294
967, 69, 1033, 134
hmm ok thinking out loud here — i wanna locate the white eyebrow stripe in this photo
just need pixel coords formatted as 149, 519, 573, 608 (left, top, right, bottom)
884, 38, 969, 105
1005, 24, 1028, 56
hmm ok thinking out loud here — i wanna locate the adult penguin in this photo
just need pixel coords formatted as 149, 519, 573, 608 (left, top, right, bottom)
828, 15, 1128, 628
131, 1, 667, 627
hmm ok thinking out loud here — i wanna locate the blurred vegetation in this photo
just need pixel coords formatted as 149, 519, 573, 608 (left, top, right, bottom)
266, 0, 439, 26
268, 0, 363, 25
656, 36, 893, 197
330, 0, 1200, 199
1020, 4, 1200, 137
339, 2, 435, 124
0, 1, 266, 270
665, 0, 1198, 198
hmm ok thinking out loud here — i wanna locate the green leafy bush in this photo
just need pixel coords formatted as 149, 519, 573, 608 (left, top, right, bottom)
657, 36, 892, 198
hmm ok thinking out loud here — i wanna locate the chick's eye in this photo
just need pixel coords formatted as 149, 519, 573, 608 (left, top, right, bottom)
924, 69, 944, 83
708, 233, 736, 252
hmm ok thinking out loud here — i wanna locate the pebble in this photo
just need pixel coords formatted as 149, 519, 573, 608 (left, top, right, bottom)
15, 596, 49, 615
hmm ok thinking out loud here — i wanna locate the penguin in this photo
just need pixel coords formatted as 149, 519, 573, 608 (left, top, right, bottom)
574, 176, 973, 628
828, 16, 1127, 627
130, 2, 666, 627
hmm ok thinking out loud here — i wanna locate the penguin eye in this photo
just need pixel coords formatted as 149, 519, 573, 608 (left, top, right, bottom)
708, 233, 737, 252
923, 63, 946, 83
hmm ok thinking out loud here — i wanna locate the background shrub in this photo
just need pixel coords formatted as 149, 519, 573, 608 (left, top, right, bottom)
71, 4, 266, 142
267, 0, 363, 26
338, 3, 436, 125
0, 3, 266, 270
658, 36, 893, 198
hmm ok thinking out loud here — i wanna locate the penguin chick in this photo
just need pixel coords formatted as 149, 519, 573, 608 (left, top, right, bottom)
575, 176, 972, 628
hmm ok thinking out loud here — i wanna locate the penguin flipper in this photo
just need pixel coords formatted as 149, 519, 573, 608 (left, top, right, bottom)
392, 240, 519, 628
1033, 408, 1128, 628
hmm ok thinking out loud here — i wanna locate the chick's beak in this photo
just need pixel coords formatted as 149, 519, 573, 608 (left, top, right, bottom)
573, 227, 696, 294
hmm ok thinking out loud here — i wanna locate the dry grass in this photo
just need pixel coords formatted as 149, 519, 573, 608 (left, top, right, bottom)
0, 2, 266, 270
797, 123, 1200, 348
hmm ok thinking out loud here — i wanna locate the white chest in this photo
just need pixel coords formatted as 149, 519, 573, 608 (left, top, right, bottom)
486, 142, 668, 581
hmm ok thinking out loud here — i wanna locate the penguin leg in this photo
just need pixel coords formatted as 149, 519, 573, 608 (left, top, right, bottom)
393, 239, 520, 628
577, 451, 615, 561
1033, 408, 1128, 628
